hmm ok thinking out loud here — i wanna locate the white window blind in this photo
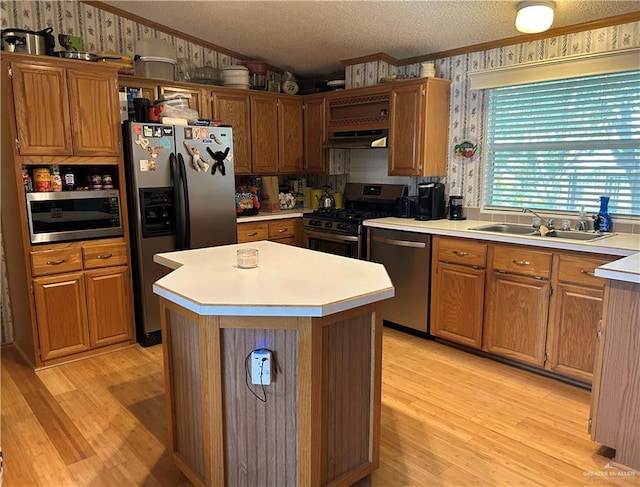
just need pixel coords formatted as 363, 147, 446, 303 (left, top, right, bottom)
484, 70, 640, 217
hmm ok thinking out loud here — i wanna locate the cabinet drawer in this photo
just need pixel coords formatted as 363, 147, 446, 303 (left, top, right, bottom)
268, 219, 295, 239
437, 237, 487, 268
237, 222, 268, 243
556, 254, 614, 288
492, 245, 551, 279
31, 248, 83, 277
83, 243, 128, 269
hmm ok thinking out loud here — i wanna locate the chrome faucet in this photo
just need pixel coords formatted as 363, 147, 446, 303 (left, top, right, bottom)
522, 208, 555, 231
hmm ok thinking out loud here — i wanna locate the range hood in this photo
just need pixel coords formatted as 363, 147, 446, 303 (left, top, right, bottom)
323, 130, 388, 149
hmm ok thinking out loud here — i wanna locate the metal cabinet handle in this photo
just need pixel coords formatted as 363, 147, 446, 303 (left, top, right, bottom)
247, 232, 258, 237
453, 250, 469, 257
277, 228, 287, 233
97, 253, 114, 259
580, 269, 596, 277
46, 259, 67, 266
512, 259, 530, 266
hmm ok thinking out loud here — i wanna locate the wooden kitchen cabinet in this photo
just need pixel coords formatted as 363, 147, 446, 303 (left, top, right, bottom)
33, 271, 90, 361
28, 241, 135, 366
277, 96, 304, 173
482, 244, 551, 367
590, 279, 640, 470
212, 88, 252, 174
9, 58, 121, 157
388, 77, 451, 177
430, 237, 487, 349
249, 93, 304, 174
250, 93, 280, 173
159, 83, 211, 119
237, 218, 301, 246
545, 253, 615, 384
303, 94, 327, 173
85, 266, 134, 348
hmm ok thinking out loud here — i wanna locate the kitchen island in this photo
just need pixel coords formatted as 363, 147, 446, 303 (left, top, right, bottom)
153, 241, 393, 487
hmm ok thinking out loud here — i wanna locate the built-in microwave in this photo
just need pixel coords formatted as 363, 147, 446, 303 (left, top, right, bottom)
26, 190, 123, 244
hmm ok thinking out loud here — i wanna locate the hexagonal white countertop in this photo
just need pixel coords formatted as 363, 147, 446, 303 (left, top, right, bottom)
153, 240, 394, 317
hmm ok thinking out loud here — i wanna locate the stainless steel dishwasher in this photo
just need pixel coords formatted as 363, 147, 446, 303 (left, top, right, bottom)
367, 227, 431, 333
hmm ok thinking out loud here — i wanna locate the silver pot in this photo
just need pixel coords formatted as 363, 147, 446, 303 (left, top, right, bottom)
1, 27, 54, 55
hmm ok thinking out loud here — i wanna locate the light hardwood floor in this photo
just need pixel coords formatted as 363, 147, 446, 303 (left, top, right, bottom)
2, 327, 635, 486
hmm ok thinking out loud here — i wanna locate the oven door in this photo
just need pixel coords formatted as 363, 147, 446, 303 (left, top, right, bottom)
304, 228, 361, 259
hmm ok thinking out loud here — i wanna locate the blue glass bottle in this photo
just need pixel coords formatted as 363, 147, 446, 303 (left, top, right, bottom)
596, 196, 612, 232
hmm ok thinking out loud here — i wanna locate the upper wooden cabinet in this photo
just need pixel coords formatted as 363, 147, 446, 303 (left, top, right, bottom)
9, 58, 121, 157
250, 93, 280, 173
303, 95, 327, 174
159, 83, 211, 119
277, 96, 304, 173
212, 88, 252, 174
388, 78, 451, 177
248, 93, 303, 174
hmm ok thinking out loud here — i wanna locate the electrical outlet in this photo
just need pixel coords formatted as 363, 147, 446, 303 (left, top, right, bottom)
251, 349, 272, 385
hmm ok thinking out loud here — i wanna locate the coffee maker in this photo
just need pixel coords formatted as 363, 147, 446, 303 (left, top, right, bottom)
449, 195, 465, 220
415, 182, 446, 221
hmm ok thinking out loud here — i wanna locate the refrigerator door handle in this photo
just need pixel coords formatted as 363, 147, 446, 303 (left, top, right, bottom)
170, 153, 185, 250
177, 153, 191, 249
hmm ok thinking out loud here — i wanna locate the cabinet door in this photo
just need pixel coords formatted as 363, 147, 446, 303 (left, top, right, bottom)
278, 96, 304, 173
33, 272, 90, 361
546, 283, 603, 383
85, 266, 134, 348
431, 262, 485, 349
237, 222, 268, 243
388, 83, 423, 176
67, 68, 121, 156
250, 94, 279, 173
304, 96, 327, 173
119, 76, 158, 103
10, 61, 73, 155
160, 84, 211, 119
212, 90, 252, 174
483, 272, 549, 367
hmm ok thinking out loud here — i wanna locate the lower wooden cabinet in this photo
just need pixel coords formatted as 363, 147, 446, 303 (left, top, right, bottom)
483, 245, 552, 367
430, 238, 614, 385
237, 217, 301, 246
430, 237, 487, 349
30, 241, 135, 365
33, 271, 90, 361
85, 266, 135, 348
546, 253, 614, 383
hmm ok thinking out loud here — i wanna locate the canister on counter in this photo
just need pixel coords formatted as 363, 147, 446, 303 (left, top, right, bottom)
33, 167, 51, 192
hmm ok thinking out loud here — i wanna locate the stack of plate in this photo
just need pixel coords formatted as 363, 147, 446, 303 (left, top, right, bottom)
221, 65, 249, 89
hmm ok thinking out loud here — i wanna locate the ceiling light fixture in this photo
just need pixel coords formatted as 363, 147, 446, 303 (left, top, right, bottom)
515, 0, 555, 34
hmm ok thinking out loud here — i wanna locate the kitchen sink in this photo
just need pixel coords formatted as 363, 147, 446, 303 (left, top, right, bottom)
469, 224, 615, 242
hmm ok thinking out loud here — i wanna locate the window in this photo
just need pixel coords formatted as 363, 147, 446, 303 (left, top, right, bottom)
483, 70, 639, 217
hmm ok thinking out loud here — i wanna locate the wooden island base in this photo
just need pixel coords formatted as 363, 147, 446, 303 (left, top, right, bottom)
159, 298, 382, 487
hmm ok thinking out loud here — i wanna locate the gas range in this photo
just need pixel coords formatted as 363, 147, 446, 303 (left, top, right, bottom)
303, 183, 407, 258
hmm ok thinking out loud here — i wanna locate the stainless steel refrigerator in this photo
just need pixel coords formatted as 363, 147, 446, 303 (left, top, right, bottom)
123, 122, 237, 346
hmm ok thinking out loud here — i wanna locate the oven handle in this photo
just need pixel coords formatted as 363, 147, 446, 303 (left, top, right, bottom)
304, 228, 360, 243
371, 235, 426, 249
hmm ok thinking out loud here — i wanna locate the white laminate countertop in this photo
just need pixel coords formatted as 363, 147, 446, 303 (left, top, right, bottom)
236, 208, 313, 223
153, 240, 394, 317
364, 217, 640, 283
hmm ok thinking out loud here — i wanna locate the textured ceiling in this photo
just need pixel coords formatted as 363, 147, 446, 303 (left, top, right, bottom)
102, 0, 639, 77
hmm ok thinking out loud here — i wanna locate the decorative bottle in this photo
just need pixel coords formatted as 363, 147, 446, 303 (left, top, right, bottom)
595, 196, 612, 232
